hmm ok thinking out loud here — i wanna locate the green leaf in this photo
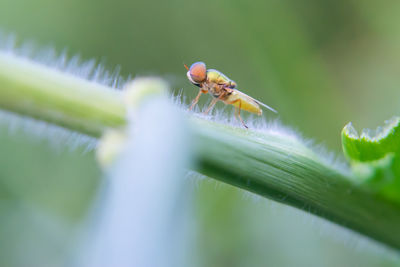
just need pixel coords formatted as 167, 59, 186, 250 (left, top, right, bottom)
342, 117, 400, 204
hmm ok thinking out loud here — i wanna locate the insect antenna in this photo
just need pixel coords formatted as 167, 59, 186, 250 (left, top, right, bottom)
183, 63, 189, 70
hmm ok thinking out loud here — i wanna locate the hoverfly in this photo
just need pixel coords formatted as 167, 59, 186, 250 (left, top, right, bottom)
185, 61, 277, 128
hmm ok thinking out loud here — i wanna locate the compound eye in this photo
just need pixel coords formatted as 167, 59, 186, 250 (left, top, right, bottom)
189, 62, 207, 83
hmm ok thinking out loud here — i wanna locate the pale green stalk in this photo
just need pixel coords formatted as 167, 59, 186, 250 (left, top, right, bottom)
0, 52, 125, 136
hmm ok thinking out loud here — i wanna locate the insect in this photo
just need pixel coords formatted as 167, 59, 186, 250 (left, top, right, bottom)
185, 61, 277, 128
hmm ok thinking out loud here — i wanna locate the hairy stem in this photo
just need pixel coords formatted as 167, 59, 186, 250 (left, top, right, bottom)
0, 52, 126, 136
192, 119, 400, 249
0, 53, 400, 249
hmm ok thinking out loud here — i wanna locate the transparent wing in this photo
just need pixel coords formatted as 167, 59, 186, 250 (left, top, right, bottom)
254, 99, 278, 113
231, 89, 278, 114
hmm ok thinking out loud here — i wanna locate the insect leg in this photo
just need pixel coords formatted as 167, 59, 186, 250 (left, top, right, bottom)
203, 89, 227, 115
189, 89, 203, 111
237, 100, 248, 129
204, 98, 218, 115
229, 99, 248, 129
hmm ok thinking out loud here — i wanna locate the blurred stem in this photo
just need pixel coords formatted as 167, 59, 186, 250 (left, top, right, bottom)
0, 52, 126, 136
1, 53, 400, 249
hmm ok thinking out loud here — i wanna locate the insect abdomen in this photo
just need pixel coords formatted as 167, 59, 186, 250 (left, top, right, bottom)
227, 90, 262, 115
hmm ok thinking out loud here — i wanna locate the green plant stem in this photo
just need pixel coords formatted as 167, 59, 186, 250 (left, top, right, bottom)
192, 119, 400, 249
0, 53, 126, 136
1, 53, 400, 249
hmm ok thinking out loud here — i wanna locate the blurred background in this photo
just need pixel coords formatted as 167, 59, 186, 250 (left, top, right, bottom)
1, 0, 400, 266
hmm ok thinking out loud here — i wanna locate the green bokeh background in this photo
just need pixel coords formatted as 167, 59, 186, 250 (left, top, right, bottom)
1, 0, 400, 266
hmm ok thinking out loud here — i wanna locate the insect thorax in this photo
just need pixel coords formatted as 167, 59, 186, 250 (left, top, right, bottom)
206, 69, 236, 88
203, 82, 231, 100
209, 86, 222, 98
